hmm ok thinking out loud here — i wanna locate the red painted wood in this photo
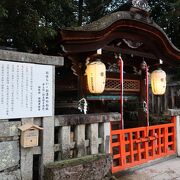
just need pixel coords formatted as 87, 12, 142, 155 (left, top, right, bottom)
110, 117, 176, 173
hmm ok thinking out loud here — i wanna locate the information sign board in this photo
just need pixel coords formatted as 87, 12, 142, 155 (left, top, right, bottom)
0, 61, 53, 119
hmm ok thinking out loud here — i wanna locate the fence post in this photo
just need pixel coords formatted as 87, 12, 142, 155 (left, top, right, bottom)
20, 118, 34, 180
168, 109, 180, 157
58, 126, 71, 160
87, 123, 99, 154
99, 122, 110, 154
176, 115, 180, 156
75, 125, 86, 157
39, 117, 54, 180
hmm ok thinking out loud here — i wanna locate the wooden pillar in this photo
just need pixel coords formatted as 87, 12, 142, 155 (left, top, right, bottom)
157, 96, 161, 115
171, 86, 175, 108
164, 87, 168, 111
151, 93, 155, 114
138, 77, 146, 126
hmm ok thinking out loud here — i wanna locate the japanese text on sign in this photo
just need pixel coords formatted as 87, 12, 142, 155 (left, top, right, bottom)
0, 61, 53, 119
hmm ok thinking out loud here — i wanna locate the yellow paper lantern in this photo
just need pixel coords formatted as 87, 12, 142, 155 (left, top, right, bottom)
86, 60, 106, 94
151, 69, 166, 95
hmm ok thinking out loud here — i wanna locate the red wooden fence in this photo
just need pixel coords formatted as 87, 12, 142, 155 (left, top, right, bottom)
110, 117, 176, 173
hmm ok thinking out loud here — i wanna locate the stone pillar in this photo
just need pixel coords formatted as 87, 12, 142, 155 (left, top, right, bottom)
75, 125, 86, 157
99, 122, 110, 154
21, 118, 34, 180
87, 123, 99, 154
39, 66, 55, 180
176, 116, 180, 156
167, 109, 180, 157
39, 117, 54, 180
58, 126, 71, 160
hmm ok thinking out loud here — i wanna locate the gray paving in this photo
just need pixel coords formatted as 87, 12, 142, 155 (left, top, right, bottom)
115, 157, 180, 180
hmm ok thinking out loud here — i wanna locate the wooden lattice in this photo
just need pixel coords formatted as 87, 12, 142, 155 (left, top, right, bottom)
105, 78, 120, 91
105, 78, 140, 92
124, 79, 140, 92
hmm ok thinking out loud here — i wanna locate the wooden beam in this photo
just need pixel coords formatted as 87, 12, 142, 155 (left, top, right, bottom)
103, 46, 157, 60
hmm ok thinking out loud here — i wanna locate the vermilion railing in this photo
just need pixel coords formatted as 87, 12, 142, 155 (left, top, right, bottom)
110, 117, 176, 173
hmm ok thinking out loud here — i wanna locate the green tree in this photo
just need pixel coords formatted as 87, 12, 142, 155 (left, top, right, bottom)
0, 0, 76, 53
149, 0, 180, 48
76, 0, 127, 24
0, 0, 179, 53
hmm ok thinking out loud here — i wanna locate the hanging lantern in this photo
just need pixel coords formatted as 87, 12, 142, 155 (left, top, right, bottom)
86, 60, 106, 94
151, 69, 166, 95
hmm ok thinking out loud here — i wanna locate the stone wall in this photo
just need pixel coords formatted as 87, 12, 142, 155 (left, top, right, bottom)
45, 154, 112, 180
0, 120, 21, 180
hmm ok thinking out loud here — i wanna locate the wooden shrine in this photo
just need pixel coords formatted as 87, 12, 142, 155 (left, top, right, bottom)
56, 1, 180, 128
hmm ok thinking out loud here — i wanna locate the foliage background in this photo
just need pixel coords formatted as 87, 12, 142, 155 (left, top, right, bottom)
0, 0, 179, 54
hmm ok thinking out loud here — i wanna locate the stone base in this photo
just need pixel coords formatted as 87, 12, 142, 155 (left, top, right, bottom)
45, 154, 112, 180
0, 169, 21, 180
